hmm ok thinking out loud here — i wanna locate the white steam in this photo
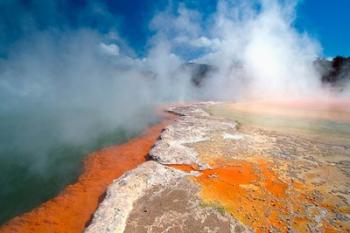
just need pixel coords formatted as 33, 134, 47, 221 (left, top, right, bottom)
0, 0, 347, 171
150, 0, 329, 100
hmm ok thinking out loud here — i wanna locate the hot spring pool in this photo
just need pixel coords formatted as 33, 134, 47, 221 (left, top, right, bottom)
0, 108, 157, 225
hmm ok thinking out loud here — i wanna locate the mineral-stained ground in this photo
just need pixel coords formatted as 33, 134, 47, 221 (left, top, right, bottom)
86, 102, 350, 233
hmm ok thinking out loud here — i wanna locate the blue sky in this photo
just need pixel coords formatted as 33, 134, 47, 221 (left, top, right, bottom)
295, 0, 350, 57
118, 0, 350, 57
0, 0, 348, 57
89, 0, 350, 57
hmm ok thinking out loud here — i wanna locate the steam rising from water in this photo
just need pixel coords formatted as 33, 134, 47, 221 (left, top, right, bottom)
0, 0, 348, 171
0, 0, 349, 223
150, 0, 322, 99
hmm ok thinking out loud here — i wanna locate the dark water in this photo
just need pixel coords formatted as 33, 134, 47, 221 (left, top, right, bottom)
0, 107, 157, 225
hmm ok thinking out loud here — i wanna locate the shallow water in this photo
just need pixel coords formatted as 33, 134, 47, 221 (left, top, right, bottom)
208, 101, 350, 145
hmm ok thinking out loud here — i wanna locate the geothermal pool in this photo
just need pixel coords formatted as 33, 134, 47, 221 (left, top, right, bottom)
0, 108, 158, 225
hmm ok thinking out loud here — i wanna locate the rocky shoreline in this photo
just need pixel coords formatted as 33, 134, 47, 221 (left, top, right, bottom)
86, 102, 350, 233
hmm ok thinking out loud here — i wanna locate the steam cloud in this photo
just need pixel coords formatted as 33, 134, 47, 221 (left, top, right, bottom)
0, 0, 348, 171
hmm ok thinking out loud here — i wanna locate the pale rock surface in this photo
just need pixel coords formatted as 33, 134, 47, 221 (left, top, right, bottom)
84, 161, 186, 233
150, 103, 238, 167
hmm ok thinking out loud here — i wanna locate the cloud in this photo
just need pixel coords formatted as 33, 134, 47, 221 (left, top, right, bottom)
99, 42, 120, 56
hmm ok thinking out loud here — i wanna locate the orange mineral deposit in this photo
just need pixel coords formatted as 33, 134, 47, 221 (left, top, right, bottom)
172, 158, 339, 233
